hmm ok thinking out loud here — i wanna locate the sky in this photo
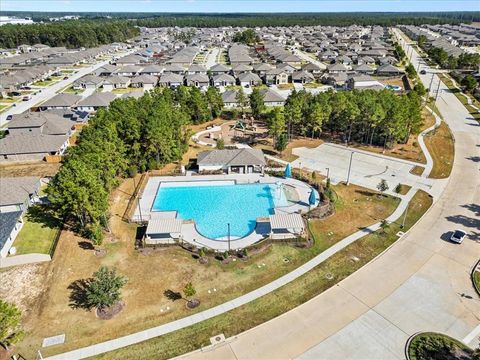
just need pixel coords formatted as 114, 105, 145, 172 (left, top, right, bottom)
1, 0, 479, 13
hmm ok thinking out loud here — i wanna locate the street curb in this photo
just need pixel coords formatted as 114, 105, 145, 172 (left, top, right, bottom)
404, 332, 422, 360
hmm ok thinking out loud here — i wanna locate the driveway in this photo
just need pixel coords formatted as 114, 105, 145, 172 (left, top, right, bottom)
0, 49, 135, 127
204, 47, 219, 69
291, 143, 436, 196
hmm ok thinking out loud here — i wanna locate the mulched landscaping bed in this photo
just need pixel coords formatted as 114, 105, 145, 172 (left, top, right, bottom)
96, 301, 125, 320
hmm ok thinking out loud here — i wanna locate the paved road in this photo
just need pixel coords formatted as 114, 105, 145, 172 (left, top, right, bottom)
177, 28, 480, 359
292, 47, 327, 70
204, 48, 220, 69
0, 50, 134, 127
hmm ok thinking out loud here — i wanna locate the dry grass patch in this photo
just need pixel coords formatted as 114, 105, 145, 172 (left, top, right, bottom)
424, 121, 455, 179
410, 165, 425, 176
0, 162, 60, 177
255, 137, 323, 162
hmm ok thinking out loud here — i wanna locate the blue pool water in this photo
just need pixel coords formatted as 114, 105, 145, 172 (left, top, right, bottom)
152, 182, 288, 239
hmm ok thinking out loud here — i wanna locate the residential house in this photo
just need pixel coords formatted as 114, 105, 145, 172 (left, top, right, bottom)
264, 68, 289, 85
186, 64, 207, 75
158, 73, 184, 88
210, 63, 231, 75
259, 88, 285, 107
211, 73, 236, 87
130, 74, 158, 90
114, 65, 143, 77
8, 112, 75, 136
0, 134, 70, 161
73, 75, 104, 90
102, 75, 131, 91
185, 73, 210, 88
221, 90, 239, 108
76, 92, 117, 112
39, 93, 81, 110
354, 63, 376, 75
237, 72, 262, 87
291, 70, 315, 84
346, 75, 384, 90
376, 64, 403, 76
0, 177, 41, 257
139, 64, 164, 76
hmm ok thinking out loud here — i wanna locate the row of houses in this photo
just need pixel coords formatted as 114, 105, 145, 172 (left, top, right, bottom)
0, 65, 58, 95
401, 25, 465, 58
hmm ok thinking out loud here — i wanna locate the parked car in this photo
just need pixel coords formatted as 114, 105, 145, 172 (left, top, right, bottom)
9, 91, 21, 97
63, 76, 69, 80
420, 69, 427, 75
6, 115, 13, 121
450, 229, 466, 244
21, 86, 31, 90
22, 95, 31, 101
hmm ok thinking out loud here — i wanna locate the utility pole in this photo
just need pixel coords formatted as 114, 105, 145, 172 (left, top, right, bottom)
346, 152, 354, 185
326, 167, 330, 181
138, 195, 143, 222
428, 73, 435, 95
435, 79, 441, 101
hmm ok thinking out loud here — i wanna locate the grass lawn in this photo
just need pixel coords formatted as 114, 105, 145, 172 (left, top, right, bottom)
424, 121, 455, 179
0, 97, 18, 104
33, 80, 55, 87
0, 104, 10, 112
111, 88, 140, 94
13, 206, 62, 255
94, 190, 431, 360
11, 172, 401, 358
395, 184, 411, 195
408, 332, 475, 360
473, 270, 480, 295
410, 165, 425, 176
277, 83, 294, 90
61, 86, 84, 94
303, 82, 322, 89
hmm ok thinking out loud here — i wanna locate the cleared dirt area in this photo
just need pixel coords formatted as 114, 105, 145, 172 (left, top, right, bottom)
255, 137, 324, 162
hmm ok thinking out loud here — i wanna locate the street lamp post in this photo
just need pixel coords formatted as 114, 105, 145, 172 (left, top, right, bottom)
227, 223, 231, 252
326, 167, 330, 181
401, 203, 409, 229
138, 195, 143, 222
346, 152, 354, 185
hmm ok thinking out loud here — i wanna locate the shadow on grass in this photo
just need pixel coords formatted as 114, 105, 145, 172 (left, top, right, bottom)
68, 278, 93, 310
164, 290, 182, 302
27, 204, 62, 229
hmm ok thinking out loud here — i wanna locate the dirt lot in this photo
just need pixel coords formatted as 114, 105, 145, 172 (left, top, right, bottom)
255, 137, 324, 162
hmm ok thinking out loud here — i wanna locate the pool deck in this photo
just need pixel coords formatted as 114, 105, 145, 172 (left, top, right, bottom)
133, 174, 317, 251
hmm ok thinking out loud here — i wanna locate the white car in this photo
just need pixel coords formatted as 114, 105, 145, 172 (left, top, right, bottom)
450, 229, 466, 244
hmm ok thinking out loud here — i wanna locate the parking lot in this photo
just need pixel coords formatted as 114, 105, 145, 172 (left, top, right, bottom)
291, 143, 435, 194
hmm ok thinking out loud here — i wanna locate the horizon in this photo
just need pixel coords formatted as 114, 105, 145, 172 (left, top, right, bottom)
3, 0, 480, 14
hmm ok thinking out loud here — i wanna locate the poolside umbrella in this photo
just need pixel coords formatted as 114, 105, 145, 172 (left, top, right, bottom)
309, 190, 316, 206
284, 163, 292, 178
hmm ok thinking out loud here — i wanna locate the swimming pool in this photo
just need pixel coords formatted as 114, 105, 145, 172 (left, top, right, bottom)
152, 182, 289, 239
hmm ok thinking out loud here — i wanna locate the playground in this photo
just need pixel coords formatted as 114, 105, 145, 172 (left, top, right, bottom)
194, 116, 269, 147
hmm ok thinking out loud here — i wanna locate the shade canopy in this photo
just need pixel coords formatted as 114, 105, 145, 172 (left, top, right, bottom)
309, 190, 316, 205
284, 163, 292, 178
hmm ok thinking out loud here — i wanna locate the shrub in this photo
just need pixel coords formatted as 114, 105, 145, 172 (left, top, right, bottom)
127, 165, 137, 178
216, 138, 225, 150
85, 267, 127, 309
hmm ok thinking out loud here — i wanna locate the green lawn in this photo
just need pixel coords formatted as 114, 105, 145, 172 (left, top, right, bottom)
33, 80, 55, 87
13, 206, 62, 255
95, 190, 431, 360
408, 332, 475, 360
473, 270, 480, 295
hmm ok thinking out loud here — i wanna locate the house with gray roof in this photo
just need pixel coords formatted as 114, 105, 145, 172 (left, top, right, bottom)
159, 73, 184, 88
102, 75, 131, 91
376, 64, 403, 76
39, 93, 82, 110
221, 90, 239, 108
73, 75, 104, 90
8, 112, 75, 136
0, 176, 40, 213
0, 210, 24, 257
76, 92, 117, 112
211, 73, 236, 87
0, 134, 70, 161
197, 148, 266, 174
185, 73, 209, 88
210, 63, 231, 75
259, 88, 285, 107
130, 74, 158, 90
237, 72, 262, 87
291, 70, 315, 84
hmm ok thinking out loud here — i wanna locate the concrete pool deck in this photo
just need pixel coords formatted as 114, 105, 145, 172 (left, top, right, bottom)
133, 174, 317, 251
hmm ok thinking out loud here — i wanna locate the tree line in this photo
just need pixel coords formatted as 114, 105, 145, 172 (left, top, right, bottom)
46, 86, 223, 241
0, 20, 139, 49
265, 89, 424, 151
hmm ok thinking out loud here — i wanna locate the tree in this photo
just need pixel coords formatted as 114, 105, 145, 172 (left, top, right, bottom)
417, 34, 427, 48
461, 75, 478, 93
275, 133, 288, 153
216, 138, 225, 150
380, 219, 390, 234
205, 86, 224, 118
377, 179, 389, 195
183, 282, 196, 298
405, 63, 417, 79
236, 88, 248, 115
85, 267, 127, 310
268, 107, 286, 146
249, 88, 265, 119
232, 29, 260, 44
414, 82, 427, 97
0, 300, 24, 349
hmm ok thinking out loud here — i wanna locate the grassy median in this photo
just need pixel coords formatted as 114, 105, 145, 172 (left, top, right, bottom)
423, 121, 454, 179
